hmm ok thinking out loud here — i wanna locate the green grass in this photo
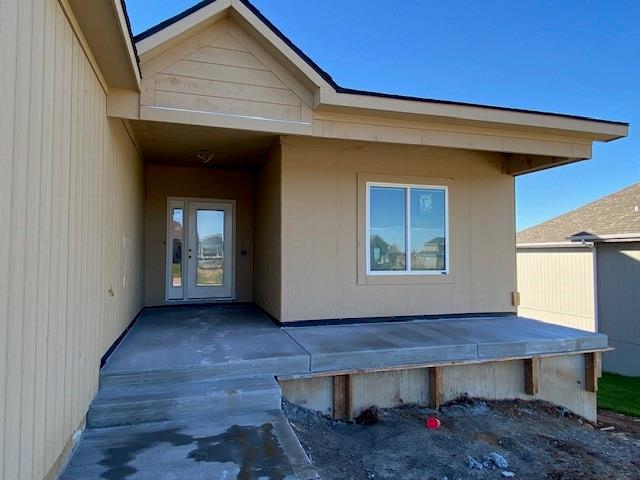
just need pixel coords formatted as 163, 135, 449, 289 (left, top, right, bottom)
597, 372, 640, 417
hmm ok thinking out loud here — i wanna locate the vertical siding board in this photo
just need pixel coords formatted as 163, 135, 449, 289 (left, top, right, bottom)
33, 1, 56, 474
0, 0, 19, 475
21, 0, 46, 476
0, 0, 17, 475
5, 0, 34, 476
61, 20, 76, 452
46, 7, 67, 466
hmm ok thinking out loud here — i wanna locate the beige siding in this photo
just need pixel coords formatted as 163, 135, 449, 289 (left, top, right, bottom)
254, 147, 283, 319
140, 19, 312, 125
279, 137, 516, 322
144, 165, 254, 306
517, 247, 595, 332
0, 2, 145, 479
596, 242, 640, 376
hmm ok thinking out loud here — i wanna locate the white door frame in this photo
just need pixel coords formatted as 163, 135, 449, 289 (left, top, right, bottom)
165, 197, 236, 301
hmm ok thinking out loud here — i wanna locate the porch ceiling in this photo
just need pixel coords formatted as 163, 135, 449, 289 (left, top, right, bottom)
129, 120, 279, 168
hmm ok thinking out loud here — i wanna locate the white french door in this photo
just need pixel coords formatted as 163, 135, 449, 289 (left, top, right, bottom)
166, 198, 234, 300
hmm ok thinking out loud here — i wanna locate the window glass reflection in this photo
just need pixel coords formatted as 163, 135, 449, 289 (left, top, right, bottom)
171, 208, 183, 287
196, 209, 224, 286
369, 187, 406, 271
410, 189, 446, 271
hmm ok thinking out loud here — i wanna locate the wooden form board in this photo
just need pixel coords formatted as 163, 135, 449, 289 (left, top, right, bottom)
428, 367, 444, 409
584, 352, 602, 393
524, 357, 540, 395
332, 374, 352, 420
316, 351, 605, 423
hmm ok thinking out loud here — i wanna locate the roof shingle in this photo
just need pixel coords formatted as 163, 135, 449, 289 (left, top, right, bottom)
517, 183, 640, 244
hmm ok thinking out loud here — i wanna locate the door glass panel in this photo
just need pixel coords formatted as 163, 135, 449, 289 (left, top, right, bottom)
369, 186, 406, 271
196, 209, 224, 286
171, 208, 183, 287
410, 188, 446, 271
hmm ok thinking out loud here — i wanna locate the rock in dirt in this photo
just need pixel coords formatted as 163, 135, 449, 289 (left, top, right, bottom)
502, 471, 516, 478
356, 406, 381, 425
467, 455, 484, 470
485, 452, 509, 469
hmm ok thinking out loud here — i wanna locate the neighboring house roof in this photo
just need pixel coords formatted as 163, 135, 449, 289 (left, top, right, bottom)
133, 0, 626, 128
517, 183, 640, 245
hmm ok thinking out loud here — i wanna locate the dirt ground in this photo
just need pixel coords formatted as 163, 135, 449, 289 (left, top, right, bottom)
283, 398, 640, 480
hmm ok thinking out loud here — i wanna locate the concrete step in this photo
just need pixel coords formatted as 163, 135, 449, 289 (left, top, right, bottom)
87, 375, 282, 428
99, 354, 309, 388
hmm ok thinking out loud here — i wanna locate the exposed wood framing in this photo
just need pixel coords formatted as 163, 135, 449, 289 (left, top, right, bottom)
332, 374, 352, 420
524, 357, 540, 395
428, 366, 444, 409
584, 352, 602, 393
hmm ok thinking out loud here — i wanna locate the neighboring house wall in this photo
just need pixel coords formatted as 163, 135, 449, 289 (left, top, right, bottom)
279, 137, 516, 322
0, 1, 145, 479
144, 165, 254, 306
596, 242, 640, 376
254, 147, 283, 319
517, 247, 596, 332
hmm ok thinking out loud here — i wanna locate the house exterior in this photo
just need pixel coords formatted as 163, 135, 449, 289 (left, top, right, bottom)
0, 0, 628, 478
517, 183, 640, 376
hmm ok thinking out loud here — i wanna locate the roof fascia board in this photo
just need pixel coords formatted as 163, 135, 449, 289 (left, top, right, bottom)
317, 90, 629, 142
58, 0, 110, 93
134, 0, 331, 93
570, 233, 640, 243
113, 0, 142, 88
65, 0, 140, 89
516, 242, 593, 248
228, 0, 332, 90
136, 0, 231, 58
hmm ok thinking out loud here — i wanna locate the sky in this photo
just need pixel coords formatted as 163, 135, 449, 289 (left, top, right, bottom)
125, 0, 639, 231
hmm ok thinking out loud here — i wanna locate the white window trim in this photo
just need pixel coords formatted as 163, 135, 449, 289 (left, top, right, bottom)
365, 181, 449, 276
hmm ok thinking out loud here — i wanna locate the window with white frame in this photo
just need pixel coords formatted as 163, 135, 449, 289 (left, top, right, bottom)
366, 182, 448, 275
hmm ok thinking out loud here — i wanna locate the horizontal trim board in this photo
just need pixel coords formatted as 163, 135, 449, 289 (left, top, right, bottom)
163, 59, 288, 89
187, 45, 268, 71
153, 90, 302, 121
140, 105, 311, 134
155, 73, 301, 105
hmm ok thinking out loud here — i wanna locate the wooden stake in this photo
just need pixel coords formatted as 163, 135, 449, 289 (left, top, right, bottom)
524, 357, 539, 395
332, 374, 352, 420
585, 352, 602, 393
428, 367, 444, 409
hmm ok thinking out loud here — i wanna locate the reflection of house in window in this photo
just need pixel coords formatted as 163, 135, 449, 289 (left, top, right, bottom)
172, 219, 183, 264
411, 237, 446, 271
199, 234, 224, 269
370, 234, 406, 270
171, 215, 183, 287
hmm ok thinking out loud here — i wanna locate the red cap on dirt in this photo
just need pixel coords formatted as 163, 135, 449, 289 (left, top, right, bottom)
425, 416, 441, 430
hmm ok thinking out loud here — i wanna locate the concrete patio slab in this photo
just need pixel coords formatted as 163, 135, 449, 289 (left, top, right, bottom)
101, 304, 310, 379
284, 321, 478, 372
284, 315, 608, 374
423, 316, 608, 359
